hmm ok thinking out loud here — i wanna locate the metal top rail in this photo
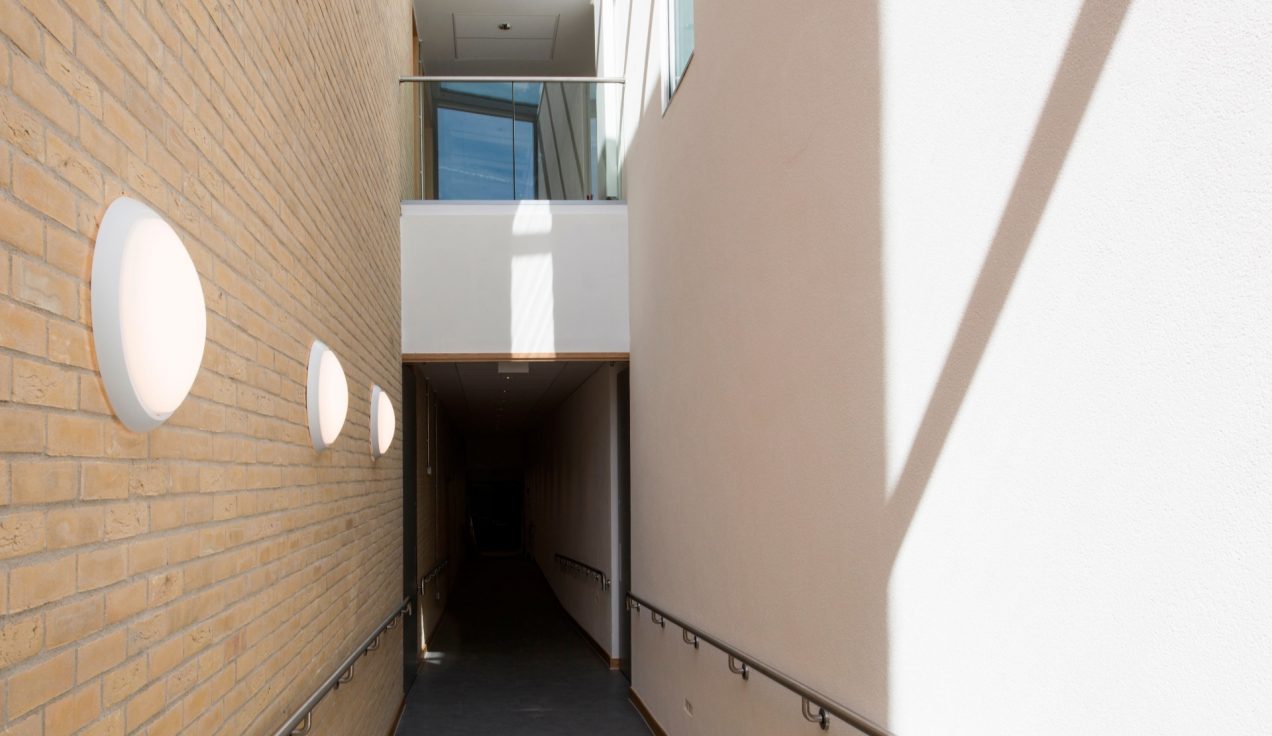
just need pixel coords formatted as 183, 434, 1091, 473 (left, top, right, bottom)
626, 593, 894, 736
273, 598, 411, 736
399, 75, 625, 84
555, 552, 611, 590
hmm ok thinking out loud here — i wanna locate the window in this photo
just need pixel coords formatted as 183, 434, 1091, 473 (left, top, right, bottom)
668, 0, 694, 98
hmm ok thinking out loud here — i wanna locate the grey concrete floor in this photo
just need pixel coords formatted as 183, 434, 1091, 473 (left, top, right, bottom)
395, 557, 650, 736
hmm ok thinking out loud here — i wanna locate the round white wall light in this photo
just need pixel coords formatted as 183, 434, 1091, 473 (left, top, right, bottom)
91, 197, 206, 432
370, 385, 396, 458
307, 341, 348, 451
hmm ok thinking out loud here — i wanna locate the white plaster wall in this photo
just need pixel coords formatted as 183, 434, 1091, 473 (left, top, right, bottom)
400, 201, 629, 356
603, 0, 1272, 733
525, 365, 621, 657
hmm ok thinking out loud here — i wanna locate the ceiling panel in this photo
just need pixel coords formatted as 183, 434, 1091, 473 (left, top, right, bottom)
455, 38, 556, 62
413, 0, 595, 76
453, 13, 558, 39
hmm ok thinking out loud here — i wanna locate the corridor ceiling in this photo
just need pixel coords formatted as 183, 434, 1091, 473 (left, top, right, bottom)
412, 0, 596, 76
419, 361, 608, 436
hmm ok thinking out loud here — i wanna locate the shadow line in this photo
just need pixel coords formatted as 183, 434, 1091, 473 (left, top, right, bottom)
886, 0, 1134, 550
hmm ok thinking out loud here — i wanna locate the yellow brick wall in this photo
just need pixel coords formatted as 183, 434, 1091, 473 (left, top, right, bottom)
0, 0, 411, 734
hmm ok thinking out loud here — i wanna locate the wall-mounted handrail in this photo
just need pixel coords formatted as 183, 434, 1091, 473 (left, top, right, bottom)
272, 598, 412, 736
418, 558, 449, 591
400, 75, 625, 84
555, 553, 611, 590
625, 593, 893, 736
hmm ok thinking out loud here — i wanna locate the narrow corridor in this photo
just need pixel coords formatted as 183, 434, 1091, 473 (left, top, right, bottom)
395, 557, 649, 735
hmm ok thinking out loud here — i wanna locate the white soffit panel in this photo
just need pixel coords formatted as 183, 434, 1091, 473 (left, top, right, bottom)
453, 13, 558, 39
456, 38, 556, 61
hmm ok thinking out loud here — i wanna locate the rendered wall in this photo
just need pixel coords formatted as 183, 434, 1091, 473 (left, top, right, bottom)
401, 201, 629, 358
603, 0, 1272, 734
525, 364, 619, 659
0, 1, 410, 734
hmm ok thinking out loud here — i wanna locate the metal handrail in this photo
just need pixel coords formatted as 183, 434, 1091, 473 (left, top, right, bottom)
272, 598, 412, 736
625, 593, 893, 736
400, 75, 625, 84
418, 558, 449, 593
555, 553, 611, 590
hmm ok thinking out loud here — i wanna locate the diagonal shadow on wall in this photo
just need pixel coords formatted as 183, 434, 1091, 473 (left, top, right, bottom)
885, 0, 1135, 555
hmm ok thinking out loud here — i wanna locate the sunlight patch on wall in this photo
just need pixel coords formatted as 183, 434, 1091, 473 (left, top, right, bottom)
510, 252, 556, 354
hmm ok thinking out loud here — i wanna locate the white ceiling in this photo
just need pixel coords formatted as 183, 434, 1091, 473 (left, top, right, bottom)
419, 361, 608, 437
413, 0, 596, 76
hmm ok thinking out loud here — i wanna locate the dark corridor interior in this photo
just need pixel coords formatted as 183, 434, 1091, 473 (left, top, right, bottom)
398, 360, 639, 734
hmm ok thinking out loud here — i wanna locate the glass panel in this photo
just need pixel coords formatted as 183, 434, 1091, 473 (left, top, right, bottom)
437, 107, 514, 200
405, 80, 623, 201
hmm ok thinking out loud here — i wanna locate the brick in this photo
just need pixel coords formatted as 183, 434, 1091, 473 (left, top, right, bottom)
104, 579, 145, 623
9, 649, 76, 717
0, 195, 44, 255
126, 611, 168, 656
18, 0, 72, 50
78, 545, 126, 592
63, 0, 101, 31
49, 38, 104, 117
11, 553, 75, 610
81, 373, 113, 414
126, 681, 166, 730
0, 93, 44, 161
0, 404, 45, 451
82, 462, 129, 500
45, 225, 92, 280
47, 129, 104, 197
147, 569, 182, 605
45, 593, 104, 647
48, 319, 93, 369
44, 681, 102, 736
12, 356, 77, 408
104, 501, 147, 539
147, 705, 184, 736
47, 412, 104, 456
149, 498, 183, 531
14, 256, 79, 317
0, 612, 42, 668
0, 0, 43, 60
80, 709, 125, 736
127, 536, 166, 573
78, 629, 127, 683
13, 460, 77, 503
13, 52, 77, 132
14, 153, 77, 229
47, 505, 104, 549
0, 510, 44, 559
146, 635, 182, 676
102, 655, 146, 706
102, 91, 145, 156
76, 32, 126, 100
0, 714, 43, 736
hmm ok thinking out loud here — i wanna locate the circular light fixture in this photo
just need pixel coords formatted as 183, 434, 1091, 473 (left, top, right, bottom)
307, 341, 348, 451
370, 385, 396, 458
91, 197, 206, 432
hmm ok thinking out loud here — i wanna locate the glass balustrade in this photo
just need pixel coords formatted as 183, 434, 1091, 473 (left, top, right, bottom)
400, 79, 623, 201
